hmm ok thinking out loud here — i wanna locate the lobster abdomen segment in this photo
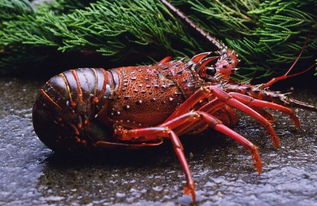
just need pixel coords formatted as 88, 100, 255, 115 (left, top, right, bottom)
32, 68, 115, 152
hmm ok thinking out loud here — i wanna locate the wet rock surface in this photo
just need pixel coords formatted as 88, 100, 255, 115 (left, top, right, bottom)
0, 77, 316, 206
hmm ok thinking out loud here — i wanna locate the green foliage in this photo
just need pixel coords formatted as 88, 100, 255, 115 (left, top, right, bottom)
37, 0, 99, 14
0, 0, 316, 79
0, 0, 33, 21
183, 0, 317, 80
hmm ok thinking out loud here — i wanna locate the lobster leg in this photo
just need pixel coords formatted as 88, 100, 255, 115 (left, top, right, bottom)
224, 105, 239, 126
161, 112, 261, 174
252, 107, 274, 122
188, 108, 233, 134
116, 111, 262, 202
206, 86, 280, 147
229, 92, 300, 128
115, 126, 196, 201
167, 86, 280, 147
194, 111, 262, 174
172, 98, 222, 135
93, 139, 163, 149
198, 96, 271, 125
165, 87, 210, 121
184, 105, 239, 135
177, 101, 238, 135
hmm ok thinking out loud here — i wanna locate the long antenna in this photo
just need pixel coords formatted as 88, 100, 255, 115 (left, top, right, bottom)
289, 97, 317, 112
160, 0, 226, 52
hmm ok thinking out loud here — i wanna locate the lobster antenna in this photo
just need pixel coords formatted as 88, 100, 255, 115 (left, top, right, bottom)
261, 34, 312, 88
284, 35, 310, 76
284, 46, 305, 76
289, 97, 317, 112
262, 63, 316, 88
160, 0, 226, 52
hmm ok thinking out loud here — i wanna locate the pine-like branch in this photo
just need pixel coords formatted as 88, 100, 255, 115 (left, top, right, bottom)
0, 0, 316, 79
0, 0, 33, 21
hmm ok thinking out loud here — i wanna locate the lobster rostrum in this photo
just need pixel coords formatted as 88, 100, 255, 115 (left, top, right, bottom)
32, 0, 317, 202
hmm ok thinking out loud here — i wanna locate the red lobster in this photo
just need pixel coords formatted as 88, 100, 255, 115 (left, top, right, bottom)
32, 0, 316, 202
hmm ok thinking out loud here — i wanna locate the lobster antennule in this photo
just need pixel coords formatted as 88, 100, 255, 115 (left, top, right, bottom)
288, 98, 317, 112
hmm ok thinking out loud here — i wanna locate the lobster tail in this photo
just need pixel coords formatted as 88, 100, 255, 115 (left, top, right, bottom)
32, 68, 115, 152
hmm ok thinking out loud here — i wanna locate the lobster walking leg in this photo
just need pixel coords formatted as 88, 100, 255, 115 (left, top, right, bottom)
229, 92, 300, 128
165, 86, 280, 147
161, 112, 262, 174
209, 86, 280, 147
115, 126, 196, 201
163, 111, 262, 173
172, 98, 223, 135
224, 105, 240, 126
116, 111, 262, 201
252, 108, 274, 122
165, 87, 210, 122
187, 108, 234, 135
196, 112, 262, 174
199, 95, 274, 123
163, 111, 261, 173
93, 140, 163, 149
177, 100, 238, 135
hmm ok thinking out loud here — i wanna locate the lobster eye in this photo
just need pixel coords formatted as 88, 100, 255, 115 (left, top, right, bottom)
206, 67, 216, 76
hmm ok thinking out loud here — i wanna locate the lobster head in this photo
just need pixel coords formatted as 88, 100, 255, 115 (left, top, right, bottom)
215, 49, 239, 80
191, 49, 239, 82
